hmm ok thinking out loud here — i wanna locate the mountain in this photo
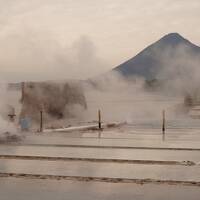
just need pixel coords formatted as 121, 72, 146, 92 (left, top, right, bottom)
113, 33, 200, 80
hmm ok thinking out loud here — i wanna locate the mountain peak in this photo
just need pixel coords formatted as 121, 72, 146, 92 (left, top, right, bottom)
113, 33, 200, 80
163, 32, 183, 39
158, 32, 189, 46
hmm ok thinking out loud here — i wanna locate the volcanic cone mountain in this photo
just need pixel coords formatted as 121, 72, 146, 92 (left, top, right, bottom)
113, 33, 200, 80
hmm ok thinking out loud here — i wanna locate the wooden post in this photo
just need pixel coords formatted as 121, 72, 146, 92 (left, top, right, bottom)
162, 110, 165, 140
40, 110, 43, 132
98, 109, 101, 129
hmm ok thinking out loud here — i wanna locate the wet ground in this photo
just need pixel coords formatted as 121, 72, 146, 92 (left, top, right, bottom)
1, 121, 200, 199
0, 145, 200, 163
1, 178, 200, 200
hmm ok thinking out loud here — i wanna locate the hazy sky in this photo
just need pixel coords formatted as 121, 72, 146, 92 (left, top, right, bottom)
0, 0, 200, 81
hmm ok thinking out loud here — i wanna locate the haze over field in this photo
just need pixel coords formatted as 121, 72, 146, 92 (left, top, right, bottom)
1, 1, 200, 200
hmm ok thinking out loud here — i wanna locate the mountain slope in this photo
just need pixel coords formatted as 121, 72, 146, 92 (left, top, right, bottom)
113, 33, 200, 80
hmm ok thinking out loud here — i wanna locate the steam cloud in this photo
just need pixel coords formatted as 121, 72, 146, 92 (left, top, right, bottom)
0, 83, 20, 139
1, 28, 200, 130
81, 43, 200, 124
0, 31, 108, 82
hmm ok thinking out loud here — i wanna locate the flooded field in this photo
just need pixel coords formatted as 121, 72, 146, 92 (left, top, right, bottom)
0, 124, 200, 199
1, 159, 200, 182
1, 91, 200, 199
1, 178, 200, 200
0, 145, 200, 163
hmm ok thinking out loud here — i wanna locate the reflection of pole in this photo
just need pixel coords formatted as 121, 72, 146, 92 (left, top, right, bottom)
21, 82, 25, 103
162, 110, 165, 140
40, 110, 43, 132
98, 131, 101, 139
98, 109, 101, 129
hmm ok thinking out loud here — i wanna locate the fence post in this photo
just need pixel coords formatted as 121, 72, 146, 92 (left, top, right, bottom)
162, 110, 165, 140
98, 109, 102, 129
40, 110, 43, 132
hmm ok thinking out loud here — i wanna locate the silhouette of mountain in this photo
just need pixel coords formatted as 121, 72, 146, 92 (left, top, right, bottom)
113, 33, 200, 80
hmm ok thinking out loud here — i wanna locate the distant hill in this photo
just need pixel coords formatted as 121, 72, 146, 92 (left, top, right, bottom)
113, 33, 200, 80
